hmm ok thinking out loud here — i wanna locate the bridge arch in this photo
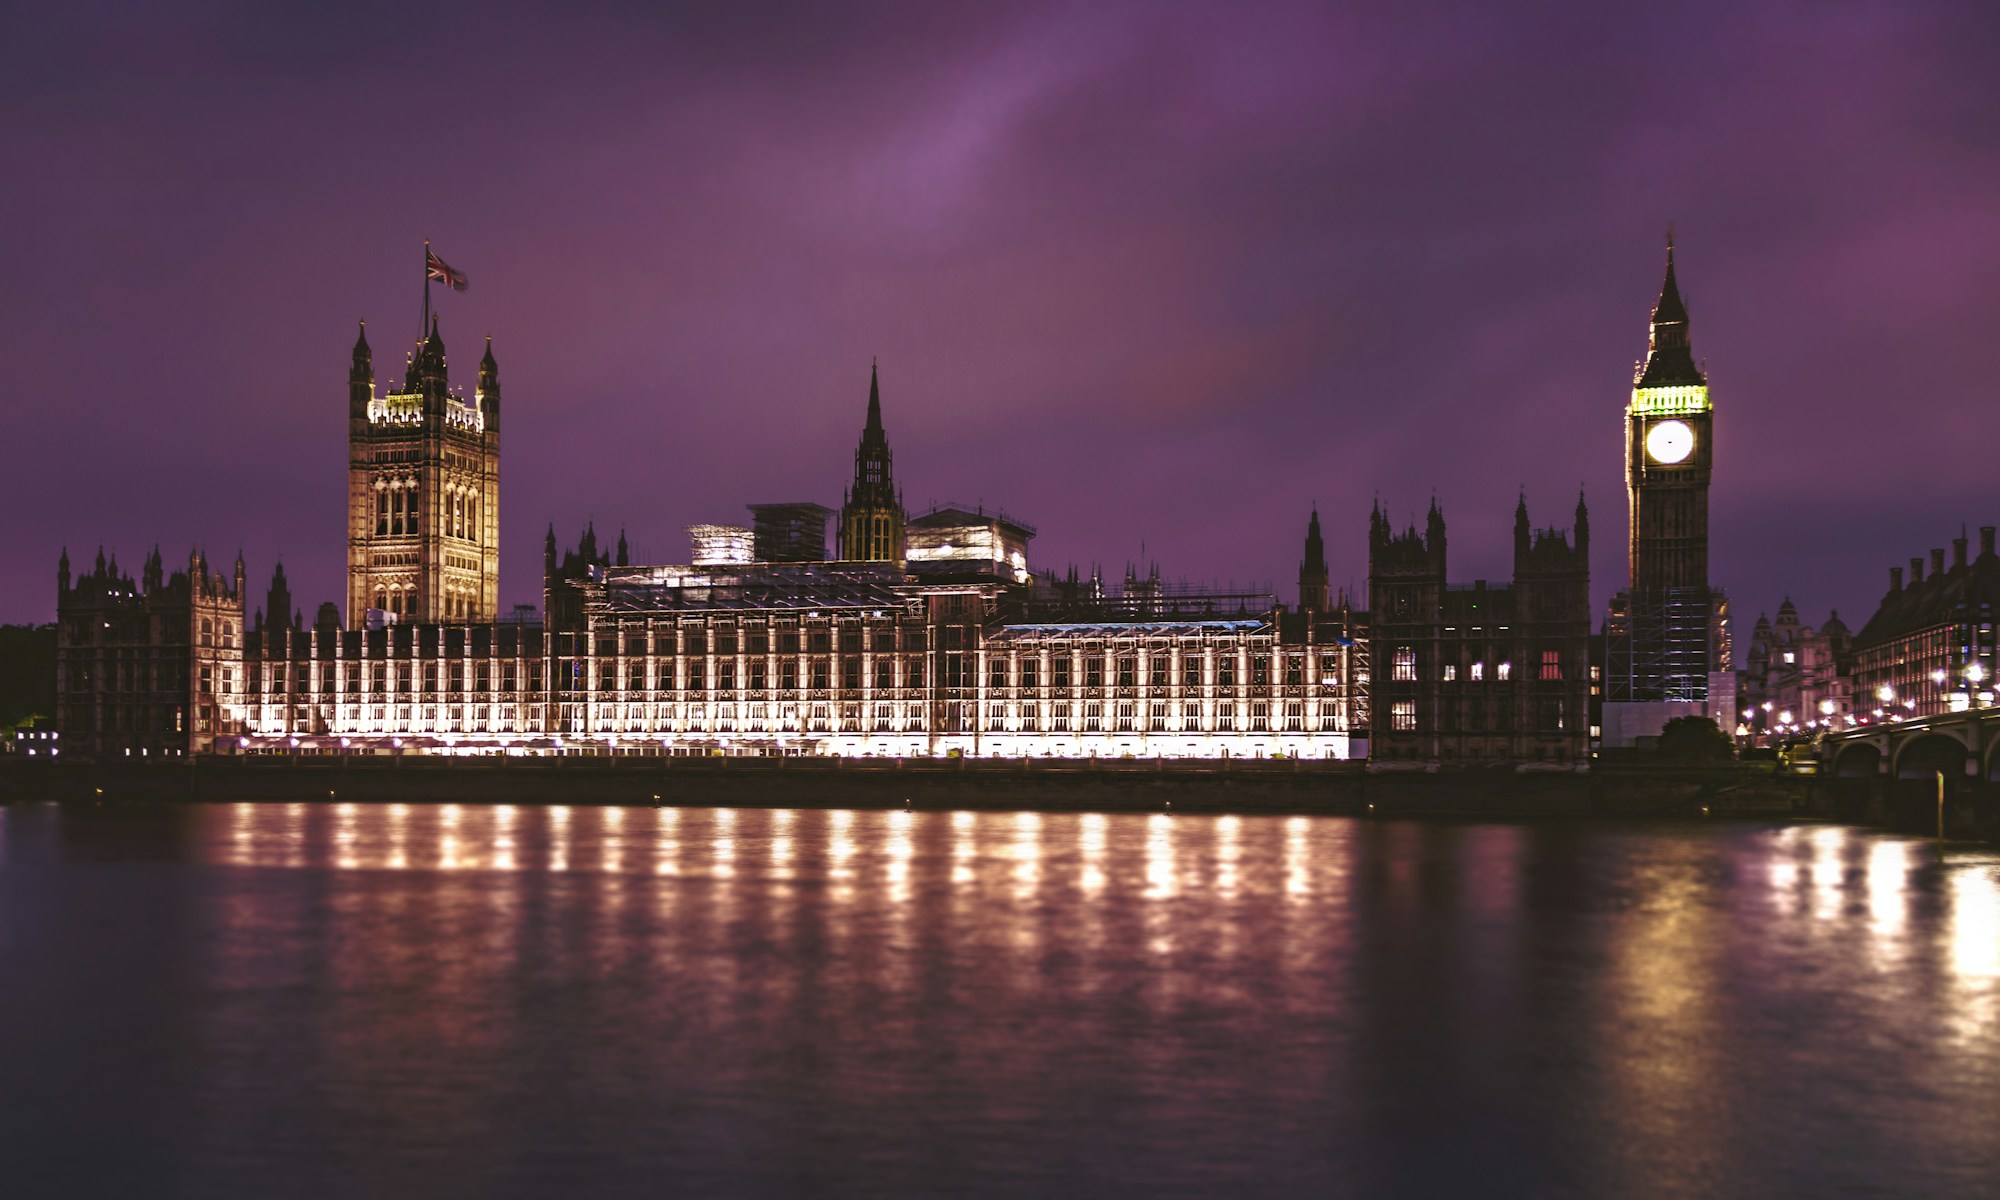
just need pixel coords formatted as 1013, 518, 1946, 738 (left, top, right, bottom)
1894, 733, 1970, 780
1832, 743, 1882, 778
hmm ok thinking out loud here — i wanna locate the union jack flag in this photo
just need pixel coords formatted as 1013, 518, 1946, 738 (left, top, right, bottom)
426, 248, 468, 292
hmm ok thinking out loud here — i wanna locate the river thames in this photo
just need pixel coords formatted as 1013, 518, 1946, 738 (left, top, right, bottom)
2, 803, 1996, 1197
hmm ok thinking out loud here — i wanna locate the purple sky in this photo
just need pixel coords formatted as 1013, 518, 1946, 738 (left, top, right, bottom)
6, 2, 1999, 646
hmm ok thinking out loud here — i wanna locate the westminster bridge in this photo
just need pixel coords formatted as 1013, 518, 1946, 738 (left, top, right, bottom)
1819, 707, 2000, 839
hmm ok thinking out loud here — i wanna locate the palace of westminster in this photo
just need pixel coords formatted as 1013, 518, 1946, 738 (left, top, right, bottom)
56, 242, 1797, 767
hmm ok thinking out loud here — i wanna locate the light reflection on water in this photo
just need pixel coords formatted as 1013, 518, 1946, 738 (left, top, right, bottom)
2, 804, 1999, 1197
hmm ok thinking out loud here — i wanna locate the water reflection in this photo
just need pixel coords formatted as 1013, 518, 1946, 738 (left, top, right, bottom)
9, 807, 2000, 1196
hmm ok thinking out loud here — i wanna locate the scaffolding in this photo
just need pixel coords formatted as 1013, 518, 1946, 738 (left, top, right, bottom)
1606, 586, 1718, 703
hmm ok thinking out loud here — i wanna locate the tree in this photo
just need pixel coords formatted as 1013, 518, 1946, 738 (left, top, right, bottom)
1656, 714, 1734, 764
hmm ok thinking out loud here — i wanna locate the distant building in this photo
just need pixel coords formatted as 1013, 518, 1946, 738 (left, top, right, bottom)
687, 524, 754, 566
748, 503, 834, 563
1603, 236, 1732, 745
55, 546, 245, 758
1735, 600, 1853, 743
1848, 526, 1999, 723
906, 504, 1035, 583
1367, 493, 1592, 765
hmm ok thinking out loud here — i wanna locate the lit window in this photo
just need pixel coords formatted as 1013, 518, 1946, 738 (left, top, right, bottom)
1497, 661, 1511, 682
1470, 662, 1484, 682
1443, 664, 1457, 682
1540, 650, 1561, 681
1393, 647, 1416, 681
1392, 701, 1416, 731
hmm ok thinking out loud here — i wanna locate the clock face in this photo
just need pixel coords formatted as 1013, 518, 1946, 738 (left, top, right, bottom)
1646, 419, 1695, 465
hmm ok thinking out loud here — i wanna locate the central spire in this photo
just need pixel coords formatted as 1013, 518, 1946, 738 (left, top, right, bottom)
866, 358, 882, 432
1636, 230, 1705, 388
837, 360, 905, 562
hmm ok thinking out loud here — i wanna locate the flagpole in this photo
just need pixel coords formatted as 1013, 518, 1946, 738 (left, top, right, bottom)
422, 238, 431, 339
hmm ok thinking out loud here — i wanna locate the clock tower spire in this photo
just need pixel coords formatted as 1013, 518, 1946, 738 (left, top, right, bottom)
1626, 231, 1712, 594
1606, 232, 1731, 727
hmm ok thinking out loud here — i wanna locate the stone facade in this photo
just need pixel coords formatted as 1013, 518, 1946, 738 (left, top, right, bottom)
55, 546, 245, 758
1736, 600, 1853, 742
346, 318, 501, 626
1368, 494, 1592, 765
1848, 527, 2000, 724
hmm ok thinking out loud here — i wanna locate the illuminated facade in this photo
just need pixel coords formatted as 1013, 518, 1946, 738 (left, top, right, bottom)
346, 318, 501, 627
221, 560, 1365, 760
59, 309, 1373, 762
1367, 494, 1592, 765
906, 505, 1035, 584
1603, 236, 1732, 744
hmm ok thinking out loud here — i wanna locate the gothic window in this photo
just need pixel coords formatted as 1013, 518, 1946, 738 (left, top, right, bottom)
1497, 661, 1512, 682
1116, 657, 1136, 688
1218, 657, 1237, 687
1444, 663, 1458, 682
875, 660, 893, 691
1471, 662, 1485, 682
1392, 647, 1415, 681
1020, 658, 1039, 689
1285, 656, 1303, 686
1540, 650, 1562, 681
988, 659, 1006, 690
1392, 701, 1416, 731
1251, 658, 1270, 687
1053, 657, 1071, 689
1150, 659, 1168, 688
1085, 658, 1103, 689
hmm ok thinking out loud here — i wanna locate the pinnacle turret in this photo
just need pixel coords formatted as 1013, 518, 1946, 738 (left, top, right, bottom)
1299, 506, 1330, 614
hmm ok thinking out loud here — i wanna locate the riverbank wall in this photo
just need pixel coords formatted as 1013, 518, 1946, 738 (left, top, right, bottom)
0, 756, 1837, 819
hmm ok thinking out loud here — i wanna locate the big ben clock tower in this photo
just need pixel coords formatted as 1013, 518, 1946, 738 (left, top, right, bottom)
1626, 234, 1711, 594
1604, 234, 1732, 735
